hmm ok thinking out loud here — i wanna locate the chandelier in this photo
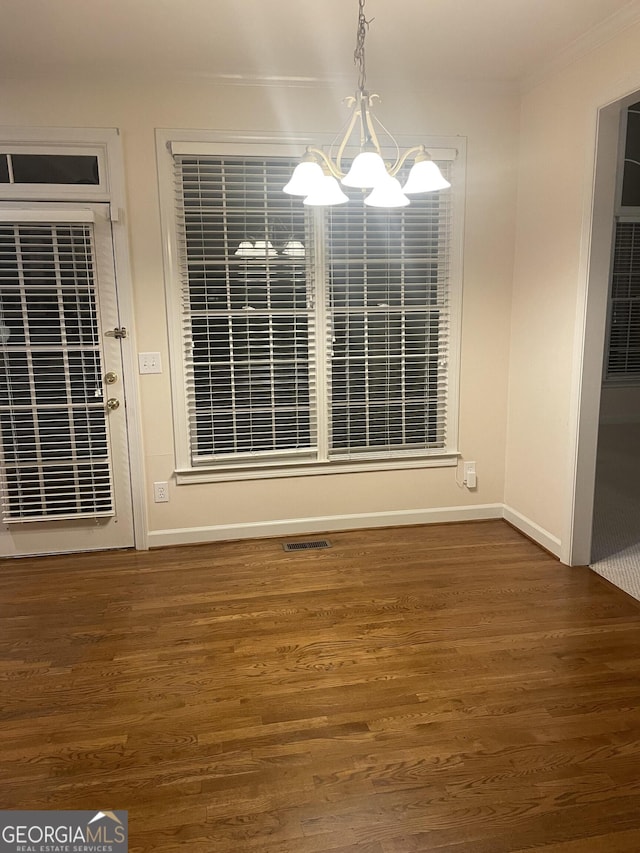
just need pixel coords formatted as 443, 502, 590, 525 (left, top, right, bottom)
283, 0, 451, 208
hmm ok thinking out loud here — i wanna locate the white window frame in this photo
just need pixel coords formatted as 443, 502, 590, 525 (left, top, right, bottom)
156, 129, 465, 484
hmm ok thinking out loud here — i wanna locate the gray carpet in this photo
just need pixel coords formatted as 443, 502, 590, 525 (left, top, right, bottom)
590, 422, 640, 601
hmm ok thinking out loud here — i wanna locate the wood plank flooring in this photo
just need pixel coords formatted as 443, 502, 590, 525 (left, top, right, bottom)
2, 520, 640, 851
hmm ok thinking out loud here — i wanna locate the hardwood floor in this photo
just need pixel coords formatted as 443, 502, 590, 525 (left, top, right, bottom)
2, 520, 640, 852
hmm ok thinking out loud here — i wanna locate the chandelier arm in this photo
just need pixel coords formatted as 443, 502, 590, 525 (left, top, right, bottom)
334, 103, 362, 176
306, 146, 343, 180
388, 145, 427, 177
369, 108, 400, 167
328, 100, 357, 162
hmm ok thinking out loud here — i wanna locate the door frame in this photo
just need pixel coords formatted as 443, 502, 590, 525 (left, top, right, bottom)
565, 90, 640, 566
0, 126, 147, 550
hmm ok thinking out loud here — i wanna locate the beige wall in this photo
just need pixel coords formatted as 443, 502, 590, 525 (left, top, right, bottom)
505, 23, 640, 558
0, 73, 518, 543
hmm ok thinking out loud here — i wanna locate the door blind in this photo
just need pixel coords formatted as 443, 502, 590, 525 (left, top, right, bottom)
0, 222, 114, 522
175, 156, 316, 464
607, 220, 640, 380
326, 161, 452, 457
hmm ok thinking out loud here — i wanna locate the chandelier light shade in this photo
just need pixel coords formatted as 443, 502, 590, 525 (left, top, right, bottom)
282, 158, 325, 196
364, 176, 410, 208
402, 152, 452, 194
341, 150, 388, 189
303, 175, 349, 207
283, 0, 451, 208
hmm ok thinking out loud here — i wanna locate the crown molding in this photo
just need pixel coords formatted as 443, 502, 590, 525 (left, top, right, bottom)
522, 1, 640, 92
183, 71, 354, 90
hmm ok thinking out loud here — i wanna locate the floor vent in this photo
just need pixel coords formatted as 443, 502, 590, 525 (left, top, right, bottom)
282, 539, 332, 552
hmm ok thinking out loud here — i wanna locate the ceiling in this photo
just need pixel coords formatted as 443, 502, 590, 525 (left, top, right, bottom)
1, 0, 640, 87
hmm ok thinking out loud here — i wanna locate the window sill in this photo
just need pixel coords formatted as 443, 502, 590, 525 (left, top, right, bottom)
175, 453, 460, 485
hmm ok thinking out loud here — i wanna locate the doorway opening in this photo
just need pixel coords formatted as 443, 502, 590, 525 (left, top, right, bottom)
570, 91, 640, 591
589, 98, 640, 597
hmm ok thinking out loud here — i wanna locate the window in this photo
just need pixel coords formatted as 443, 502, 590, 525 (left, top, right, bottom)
164, 138, 462, 480
8, 154, 99, 185
620, 101, 640, 208
604, 102, 640, 384
606, 220, 640, 381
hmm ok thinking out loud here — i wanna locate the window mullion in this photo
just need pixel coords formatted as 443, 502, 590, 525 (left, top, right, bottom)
312, 206, 329, 463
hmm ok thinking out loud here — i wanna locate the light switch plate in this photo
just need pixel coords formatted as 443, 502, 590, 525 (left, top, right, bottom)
138, 352, 162, 374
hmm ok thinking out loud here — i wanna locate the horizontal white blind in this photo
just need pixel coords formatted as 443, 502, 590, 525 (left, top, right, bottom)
326, 162, 452, 457
175, 156, 316, 464
0, 223, 114, 522
607, 220, 640, 380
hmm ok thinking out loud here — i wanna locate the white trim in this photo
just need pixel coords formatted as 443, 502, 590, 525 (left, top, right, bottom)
156, 130, 191, 474
156, 128, 466, 480
147, 503, 504, 548
0, 131, 111, 201
170, 140, 458, 161
182, 71, 355, 90
160, 128, 465, 155
0, 208, 95, 222
522, 5, 640, 92
446, 141, 466, 456
503, 505, 562, 558
566, 96, 631, 567
104, 131, 149, 551
175, 454, 459, 484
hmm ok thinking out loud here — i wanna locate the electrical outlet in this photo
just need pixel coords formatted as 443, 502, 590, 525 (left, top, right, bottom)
138, 352, 162, 374
463, 461, 477, 489
153, 481, 169, 503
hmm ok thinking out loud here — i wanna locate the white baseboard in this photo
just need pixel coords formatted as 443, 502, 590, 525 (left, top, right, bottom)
502, 504, 562, 557
147, 504, 504, 549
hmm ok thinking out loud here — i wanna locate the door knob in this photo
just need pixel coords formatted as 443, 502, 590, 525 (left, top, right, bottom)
106, 398, 120, 411
104, 371, 118, 385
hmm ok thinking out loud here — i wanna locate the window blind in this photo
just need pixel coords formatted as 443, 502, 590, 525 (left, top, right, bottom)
172, 150, 458, 472
0, 223, 114, 521
175, 156, 316, 464
326, 163, 451, 457
607, 220, 640, 380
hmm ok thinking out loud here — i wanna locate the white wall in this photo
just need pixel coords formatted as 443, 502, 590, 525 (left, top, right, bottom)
0, 73, 519, 545
505, 22, 640, 561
